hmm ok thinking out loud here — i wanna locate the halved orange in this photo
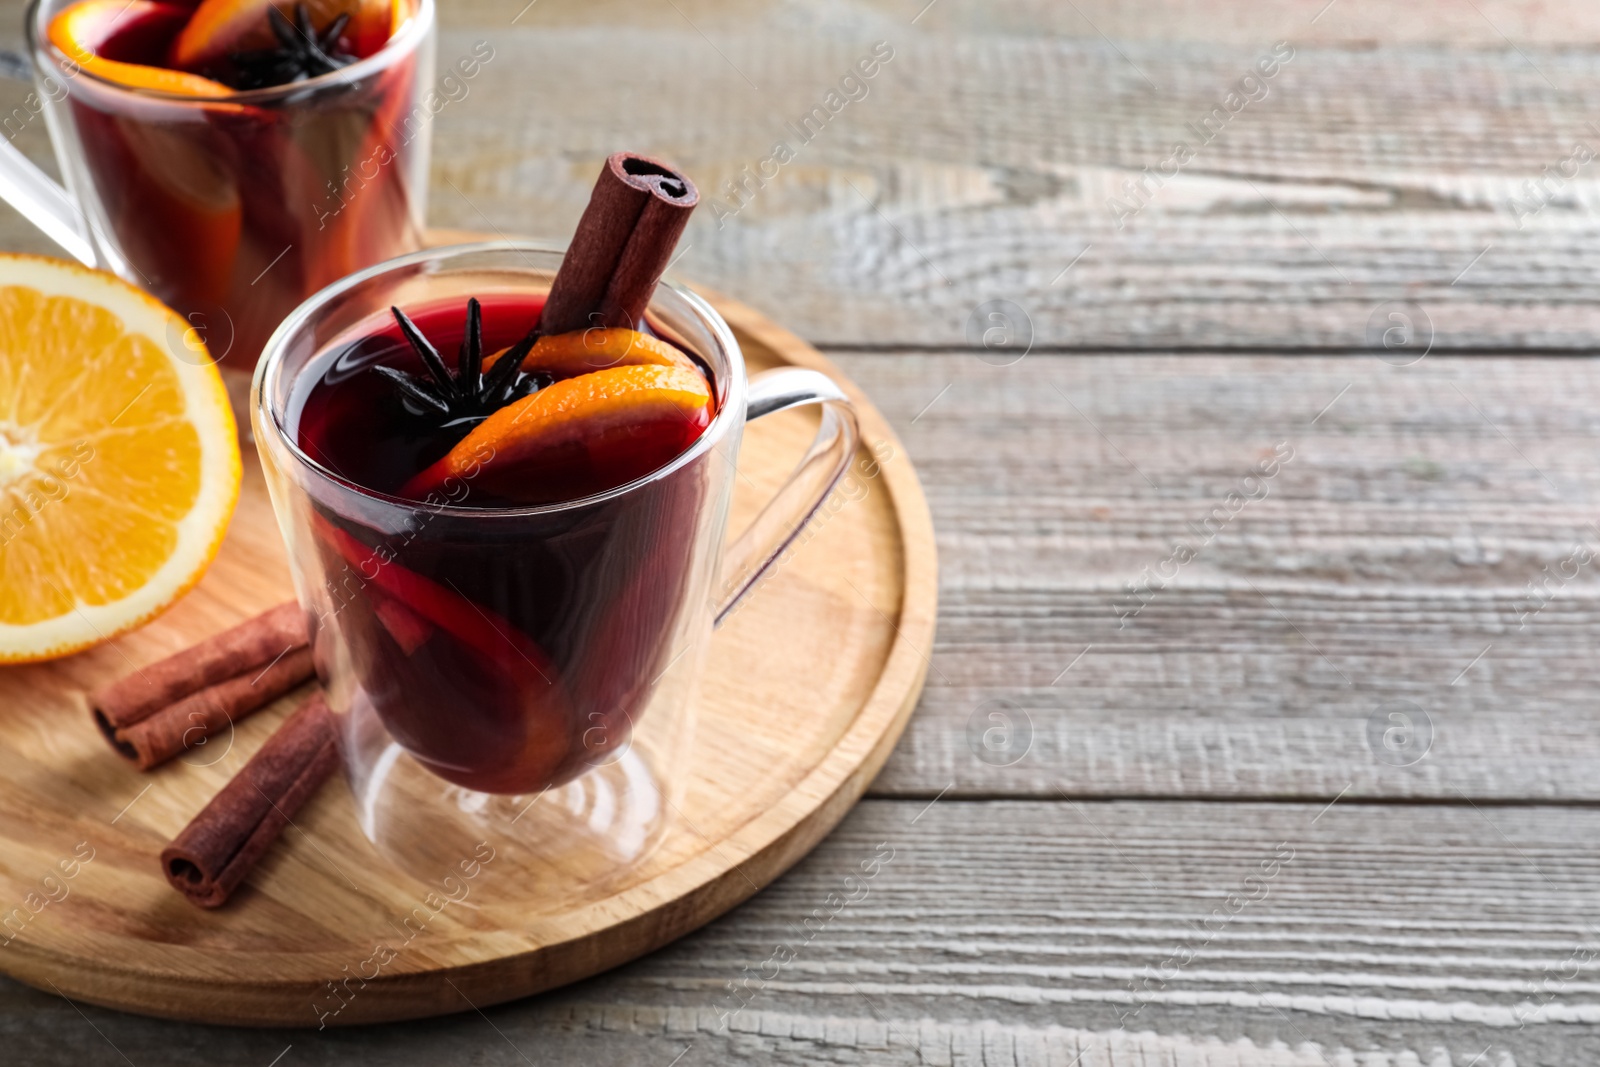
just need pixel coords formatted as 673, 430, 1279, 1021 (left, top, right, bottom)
0, 256, 241, 662
170, 0, 396, 73
48, 0, 233, 96
403, 364, 714, 504
482, 328, 699, 381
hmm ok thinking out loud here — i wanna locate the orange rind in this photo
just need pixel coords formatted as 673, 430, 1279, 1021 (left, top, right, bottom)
48, 0, 233, 96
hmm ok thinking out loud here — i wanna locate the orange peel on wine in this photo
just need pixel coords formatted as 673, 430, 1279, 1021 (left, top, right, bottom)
48, 0, 233, 96
403, 364, 715, 504
169, 0, 396, 73
482, 328, 701, 382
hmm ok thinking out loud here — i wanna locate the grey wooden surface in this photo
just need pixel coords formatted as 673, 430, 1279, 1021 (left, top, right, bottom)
3, 0, 1600, 1064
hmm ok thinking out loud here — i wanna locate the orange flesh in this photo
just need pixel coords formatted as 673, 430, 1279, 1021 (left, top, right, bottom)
0, 254, 240, 662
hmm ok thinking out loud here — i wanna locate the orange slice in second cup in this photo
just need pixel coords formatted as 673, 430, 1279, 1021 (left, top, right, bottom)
49, 0, 232, 96
404, 364, 715, 505
170, 0, 398, 72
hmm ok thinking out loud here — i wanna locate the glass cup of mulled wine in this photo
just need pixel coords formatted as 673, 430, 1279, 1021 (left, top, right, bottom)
12, 0, 438, 375
252, 242, 859, 885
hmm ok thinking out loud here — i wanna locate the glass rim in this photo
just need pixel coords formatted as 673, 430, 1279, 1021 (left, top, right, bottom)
26, 0, 435, 105
252, 239, 748, 519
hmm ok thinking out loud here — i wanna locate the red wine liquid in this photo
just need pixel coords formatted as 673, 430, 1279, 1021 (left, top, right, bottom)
290, 295, 715, 794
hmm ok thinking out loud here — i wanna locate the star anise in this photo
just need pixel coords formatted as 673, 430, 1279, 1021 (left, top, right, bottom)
377, 300, 547, 422
225, 4, 357, 91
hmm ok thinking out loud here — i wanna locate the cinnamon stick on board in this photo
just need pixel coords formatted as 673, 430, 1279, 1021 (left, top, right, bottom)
538, 152, 700, 335
161, 693, 340, 909
91, 602, 314, 770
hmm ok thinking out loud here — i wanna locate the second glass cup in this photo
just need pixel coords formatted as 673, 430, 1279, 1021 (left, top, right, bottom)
17, 0, 437, 370
253, 242, 859, 882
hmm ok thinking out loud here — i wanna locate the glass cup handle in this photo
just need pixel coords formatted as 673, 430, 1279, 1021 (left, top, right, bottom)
0, 138, 94, 265
0, 53, 95, 266
714, 367, 860, 625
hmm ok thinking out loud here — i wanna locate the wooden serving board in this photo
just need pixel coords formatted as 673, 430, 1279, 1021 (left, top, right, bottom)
0, 287, 936, 1026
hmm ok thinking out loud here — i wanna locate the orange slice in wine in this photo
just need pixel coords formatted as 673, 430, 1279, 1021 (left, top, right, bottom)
403, 364, 714, 504
311, 512, 556, 677
48, 0, 233, 96
170, 0, 396, 72
482, 328, 699, 381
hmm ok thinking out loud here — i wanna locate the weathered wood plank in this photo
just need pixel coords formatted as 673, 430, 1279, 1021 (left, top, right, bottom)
4, 799, 1597, 1063
445, 0, 1600, 45
416, 24, 1600, 350
810, 352, 1600, 799
3, 8, 1600, 348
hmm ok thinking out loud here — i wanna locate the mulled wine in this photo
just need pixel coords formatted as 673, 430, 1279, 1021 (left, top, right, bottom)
286, 293, 718, 794
42, 0, 433, 367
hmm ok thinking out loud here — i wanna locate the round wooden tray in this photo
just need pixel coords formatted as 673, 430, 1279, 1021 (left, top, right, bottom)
0, 288, 935, 1026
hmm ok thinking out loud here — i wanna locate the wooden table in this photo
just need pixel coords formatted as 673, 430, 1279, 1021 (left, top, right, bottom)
3, 0, 1599, 1062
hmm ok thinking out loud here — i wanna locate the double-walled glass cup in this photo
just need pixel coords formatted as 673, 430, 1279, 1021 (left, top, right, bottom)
252, 243, 859, 889
11, 0, 436, 370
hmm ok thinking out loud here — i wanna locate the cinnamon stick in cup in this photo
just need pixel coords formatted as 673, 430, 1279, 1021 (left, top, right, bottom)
539, 152, 700, 335
161, 693, 340, 909
91, 602, 315, 770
